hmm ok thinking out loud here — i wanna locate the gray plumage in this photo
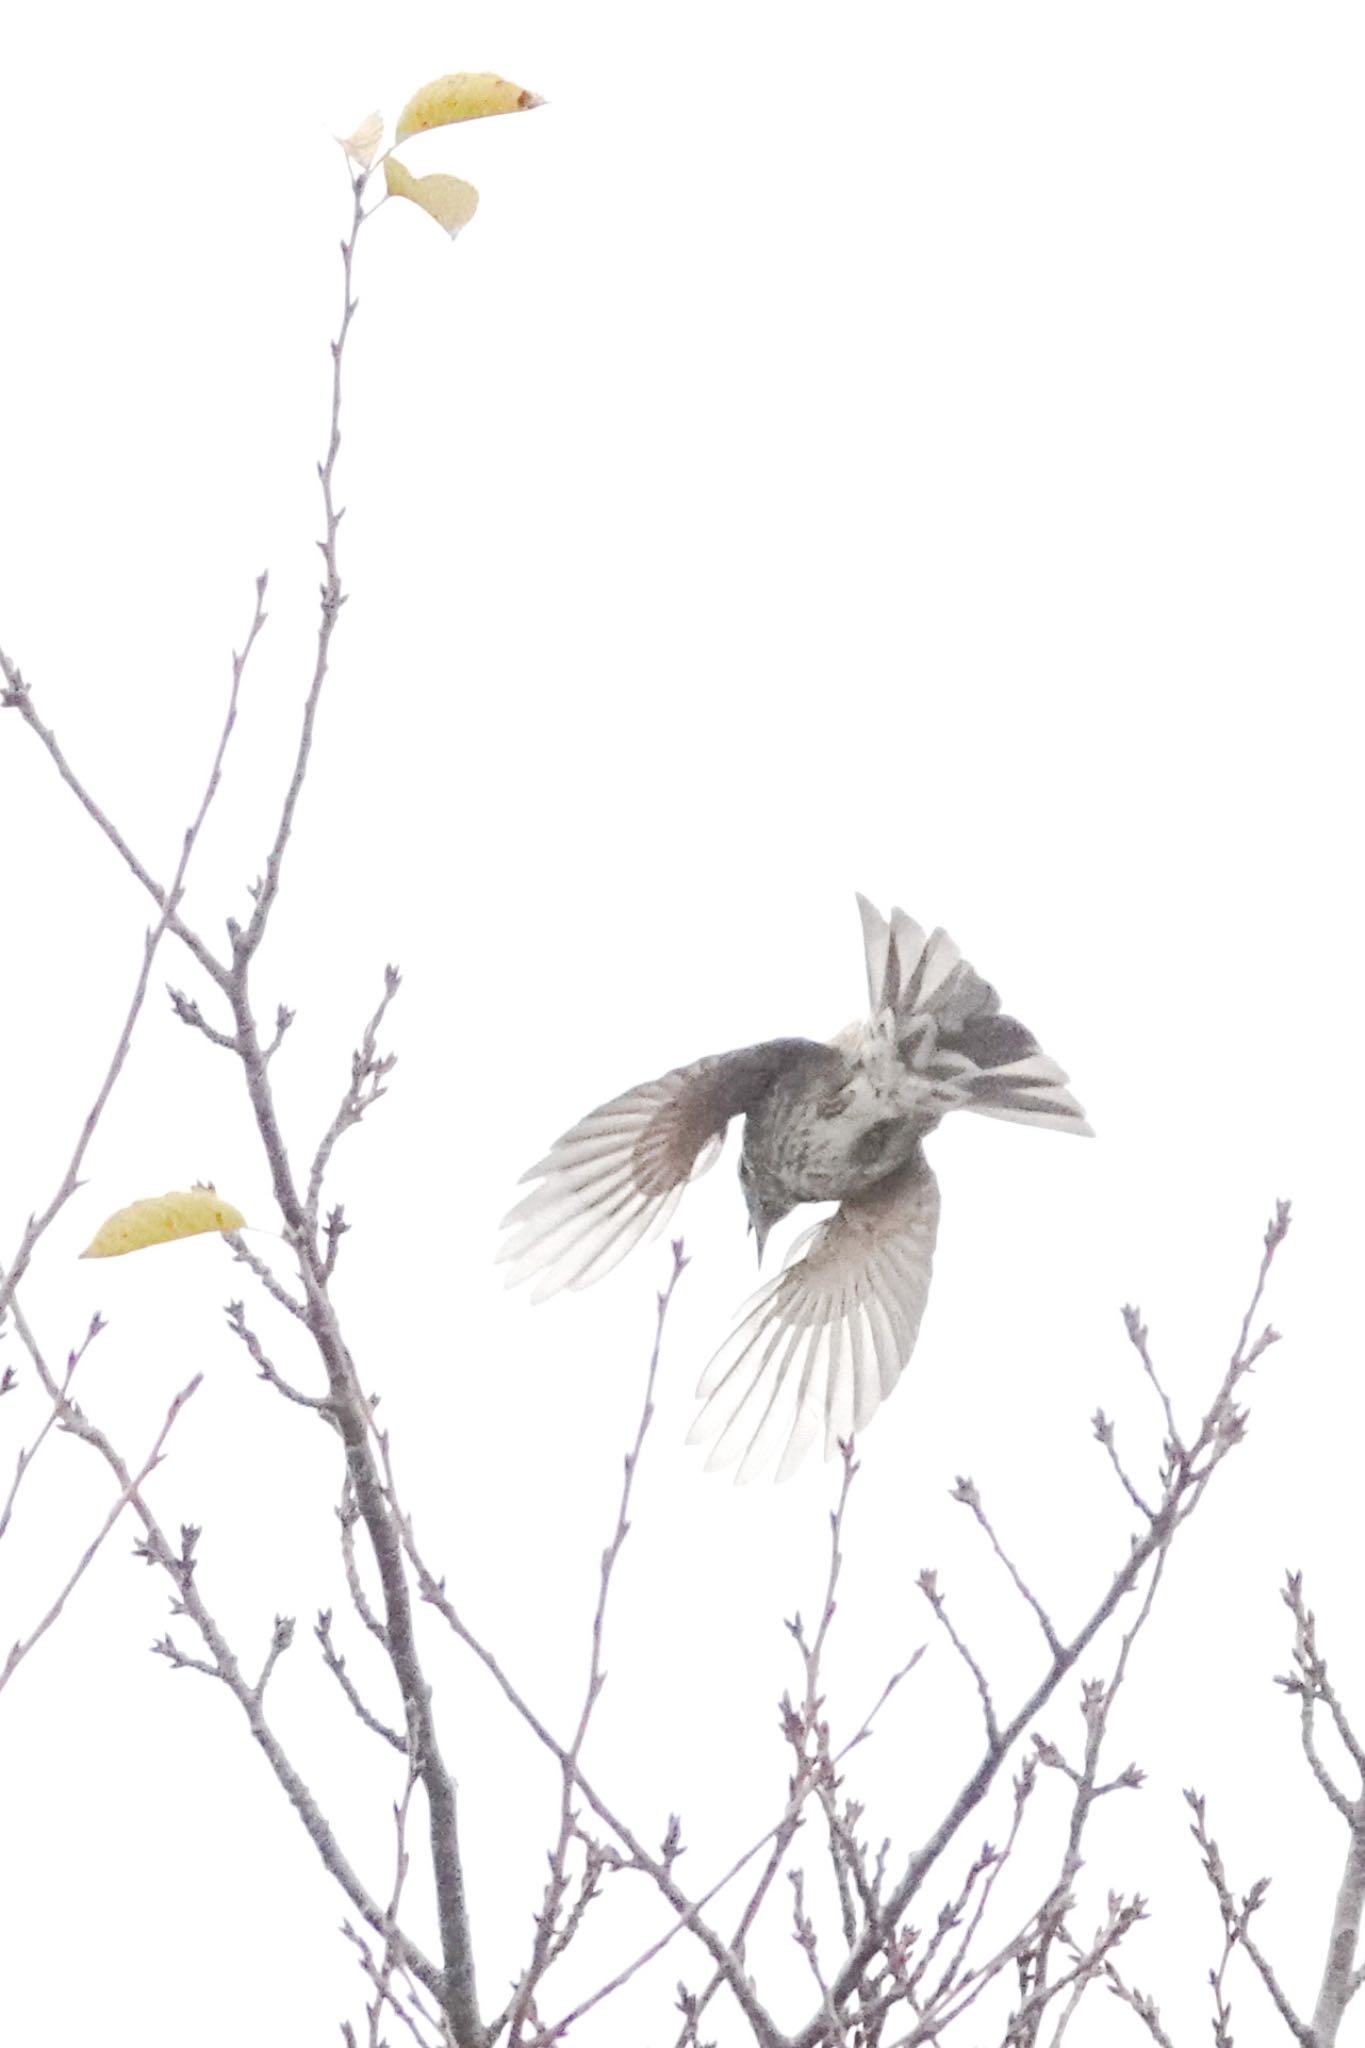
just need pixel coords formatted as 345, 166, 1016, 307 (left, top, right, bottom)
501, 896, 1090, 1479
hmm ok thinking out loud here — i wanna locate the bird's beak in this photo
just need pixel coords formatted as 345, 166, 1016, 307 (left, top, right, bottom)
750, 1215, 770, 1266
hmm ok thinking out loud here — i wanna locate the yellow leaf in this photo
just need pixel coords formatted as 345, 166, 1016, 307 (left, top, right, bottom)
81, 1184, 247, 1259
384, 156, 479, 237
339, 110, 384, 168
395, 72, 544, 140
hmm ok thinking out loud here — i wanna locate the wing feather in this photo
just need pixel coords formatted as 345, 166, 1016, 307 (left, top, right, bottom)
855, 896, 1091, 1137
501, 1042, 821, 1298
689, 1151, 941, 1480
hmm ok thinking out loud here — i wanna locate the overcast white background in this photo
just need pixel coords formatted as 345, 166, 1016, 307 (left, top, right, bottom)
2, 4, 1362, 2042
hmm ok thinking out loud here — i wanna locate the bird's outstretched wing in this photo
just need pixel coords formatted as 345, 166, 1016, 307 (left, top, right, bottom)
500, 1040, 822, 1300
857, 895, 1091, 1136
688, 1150, 941, 1481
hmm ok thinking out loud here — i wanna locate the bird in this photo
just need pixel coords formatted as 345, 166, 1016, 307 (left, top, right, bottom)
500, 897, 1090, 1480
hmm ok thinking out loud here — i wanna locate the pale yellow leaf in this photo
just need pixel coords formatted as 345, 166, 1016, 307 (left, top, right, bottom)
339, 110, 384, 168
395, 72, 544, 140
384, 156, 480, 237
80, 1184, 247, 1259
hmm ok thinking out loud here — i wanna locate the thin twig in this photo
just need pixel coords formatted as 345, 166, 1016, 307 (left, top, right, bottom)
232, 177, 358, 970
1018, 1526, 1169, 2040
368, 1741, 422, 2047
580, 1446, 895, 2048
921, 1759, 1038, 2016
0, 1319, 101, 1544
2, 1293, 445, 1996
835, 1645, 928, 1768
1278, 1571, 1365, 1788
0, 575, 267, 1326
0, 659, 228, 991
224, 1298, 332, 1409
1090, 1411, 1155, 1522
167, 986, 239, 1049
1101, 1963, 1178, 2048
227, 1235, 309, 1322
6, 157, 481, 2044
0, 1373, 202, 1692
917, 1568, 1001, 1752
337, 1481, 391, 1650
305, 967, 402, 1233
396, 1299, 787, 2048
252, 1614, 297, 1705
952, 1476, 1063, 1657
787, 1203, 1292, 2048
1272, 1579, 1365, 2043
513, 1247, 712, 2042
317, 1607, 407, 1754
1186, 1788, 1311, 2045
1119, 1307, 1179, 1458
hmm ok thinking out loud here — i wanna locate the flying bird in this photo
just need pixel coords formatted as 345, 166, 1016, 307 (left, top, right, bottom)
501, 897, 1090, 1479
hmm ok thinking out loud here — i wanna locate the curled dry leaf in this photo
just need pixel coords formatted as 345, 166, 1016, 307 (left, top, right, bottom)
81, 1184, 247, 1259
395, 72, 544, 139
384, 156, 479, 237
339, 110, 384, 168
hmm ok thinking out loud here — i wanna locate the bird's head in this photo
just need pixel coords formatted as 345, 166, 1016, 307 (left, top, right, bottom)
737, 1143, 793, 1264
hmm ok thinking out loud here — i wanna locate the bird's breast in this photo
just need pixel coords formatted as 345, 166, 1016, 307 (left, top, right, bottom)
768, 1063, 933, 1202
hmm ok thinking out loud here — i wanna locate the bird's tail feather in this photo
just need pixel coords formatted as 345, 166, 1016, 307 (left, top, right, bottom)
855, 894, 1091, 1136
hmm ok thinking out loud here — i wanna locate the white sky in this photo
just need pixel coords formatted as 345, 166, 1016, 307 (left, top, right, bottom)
2, 4, 1362, 2042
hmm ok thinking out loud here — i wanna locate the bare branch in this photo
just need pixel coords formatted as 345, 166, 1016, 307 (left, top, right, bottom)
1101, 1964, 1178, 2048
338, 1480, 391, 1651
226, 1235, 309, 1322
264, 1002, 296, 1064
1268, 1579, 1365, 2043
224, 1297, 331, 1409
0, 570, 269, 1337
1278, 1570, 1365, 1792
679, 1459, 919, 2047
4, 81, 1309, 2048
1313, 1819, 1365, 2046
306, 966, 402, 1232
342, 1916, 444, 2048
365, 1742, 424, 2047
0, 657, 226, 989
1090, 1409, 1155, 1521
252, 1613, 297, 1705
167, 984, 239, 1048
317, 1608, 407, 1754
232, 172, 360, 969
952, 1475, 1063, 1657
919, 1759, 1038, 2017
1186, 1789, 1311, 2046
789, 1866, 843, 2042
510, 1245, 702, 2040
787, 1202, 1292, 2048
784, 1443, 869, 1946
322, 1203, 351, 1281
0, 1372, 202, 1693
1119, 1307, 1179, 1458
917, 1566, 1000, 1752
150, 1509, 443, 2004
0, 1316, 103, 1544
5, 157, 489, 2043
398, 1268, 787, 2048
1018, 1527, 1171, 2037
833, 1645, 927, 1777
1, 1284, 441, 2001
